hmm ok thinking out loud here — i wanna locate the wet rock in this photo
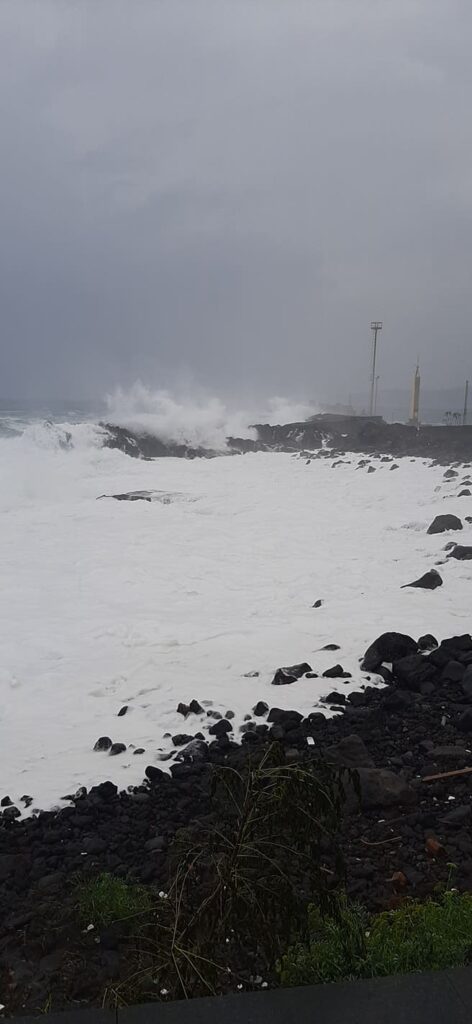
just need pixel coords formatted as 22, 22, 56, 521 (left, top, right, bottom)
145, 765, 166, 783
427, 514, 462, 534
133, 748, 145, 755
456, 710, 472, 732
321, 691, 346, 705
109, 742, 127, 756
209, 719, 232, 737
2, 806, 20, 820
441, 806, 472, 827
172, 734, 195, 746
401, 568, 443, 590
253, 701, 269, 717
91, 781, 118, 801
271, 662, 312, 685
93, 736, 113, 752
362, 632, 417, 672
418, 634, 438, 651
117, 705, 129, 717
322, 664, 351, 678
313, 599, 323, 608
393, 654, 435, 691
325, 734, 374, 768
444, 468, 458, 478
0, 796, 13, 807
353, 768, 417, 810
243, 671, 260, 678
322, 643, 340, 651
459, 489, 471, 497
441, 660, 465, 683
305, 671, 319, 678
448, 545, 472, 560
390, 464, 399, 470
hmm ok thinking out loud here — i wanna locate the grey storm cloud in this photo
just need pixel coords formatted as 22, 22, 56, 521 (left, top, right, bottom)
0, 0, 471, 402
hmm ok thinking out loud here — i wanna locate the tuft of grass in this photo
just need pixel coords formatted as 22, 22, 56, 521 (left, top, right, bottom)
76, 872, 153, 928
279, 890, 472, 987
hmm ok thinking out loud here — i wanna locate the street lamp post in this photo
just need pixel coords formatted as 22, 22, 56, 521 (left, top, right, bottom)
369, 322, 383, 416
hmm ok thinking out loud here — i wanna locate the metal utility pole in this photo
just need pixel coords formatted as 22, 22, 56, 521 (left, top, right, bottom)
463, 380, 469, 426
374, 375, 380, 415
369, 321, 383, 416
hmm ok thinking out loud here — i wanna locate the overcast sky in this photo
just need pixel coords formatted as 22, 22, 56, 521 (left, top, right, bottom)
0, 0, 471, 402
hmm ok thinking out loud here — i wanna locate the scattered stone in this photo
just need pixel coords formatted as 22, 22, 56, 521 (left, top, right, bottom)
325, 734, 374, 768
321, 691, 346, 705
362, 632, 417, 671
2, 806, 20, 820
441, 660, 465, 683
305, 672, 319, 678
209, 719, 232, 737
133, 748, 145, 755
459, 489, 471, 497
243, 671, 260, 678
367, 466, 376, 473
271, 662, 312, 685
448, 545, 472, 560
313, 600, 323, 608
393, 654, 435, 691
93, 736, 113, 752
425, 837, 446, 858
456, 710, 472, 732
427, 514, 462, 534
353, 768, 417, 810
252, 701, 269, 717
401, 568, 443, 590
144, 836, 166, 853
207, 710, 222, 720
225, 710, 235, 720
418, 634, 438, 651
321, 643, 340, 651
117, 706, 129, 717
145, 765, 166, 783
390, 464, 399, 470
444, 468, 458, 478
172, 734, 194, 746
322, 664, 351, 679
109, 743, 127, 756
0, 797, 12, 807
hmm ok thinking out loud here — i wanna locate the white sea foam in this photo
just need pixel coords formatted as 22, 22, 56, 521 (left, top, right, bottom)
0, 422, 471, 812
105, 383, 315, 450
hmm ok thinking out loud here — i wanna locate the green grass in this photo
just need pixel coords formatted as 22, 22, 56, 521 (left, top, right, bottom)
279, 890, 472, 987
76, 872, 153, 927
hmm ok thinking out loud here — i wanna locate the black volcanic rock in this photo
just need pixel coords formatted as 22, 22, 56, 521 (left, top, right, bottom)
401, 569, 443, 590
418, 634, 438, 651
271, 662, 312, 685
447, 545, 472, 560
361, 632, 417, 672
427, 514, 462, 534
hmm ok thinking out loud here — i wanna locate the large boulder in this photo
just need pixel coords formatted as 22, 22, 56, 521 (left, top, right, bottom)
347, 768, 416, 810
361, 632, 417, 672
393, 654, 436, 691
427, 514, 462, 534
325, 734, 374, 768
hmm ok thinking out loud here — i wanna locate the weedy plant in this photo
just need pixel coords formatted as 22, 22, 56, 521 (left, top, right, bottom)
125, 744, 351, 1001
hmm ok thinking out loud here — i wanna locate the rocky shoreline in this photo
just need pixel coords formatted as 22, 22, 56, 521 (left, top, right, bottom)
4, 628, 472, 1013
101, 416, 472, 464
